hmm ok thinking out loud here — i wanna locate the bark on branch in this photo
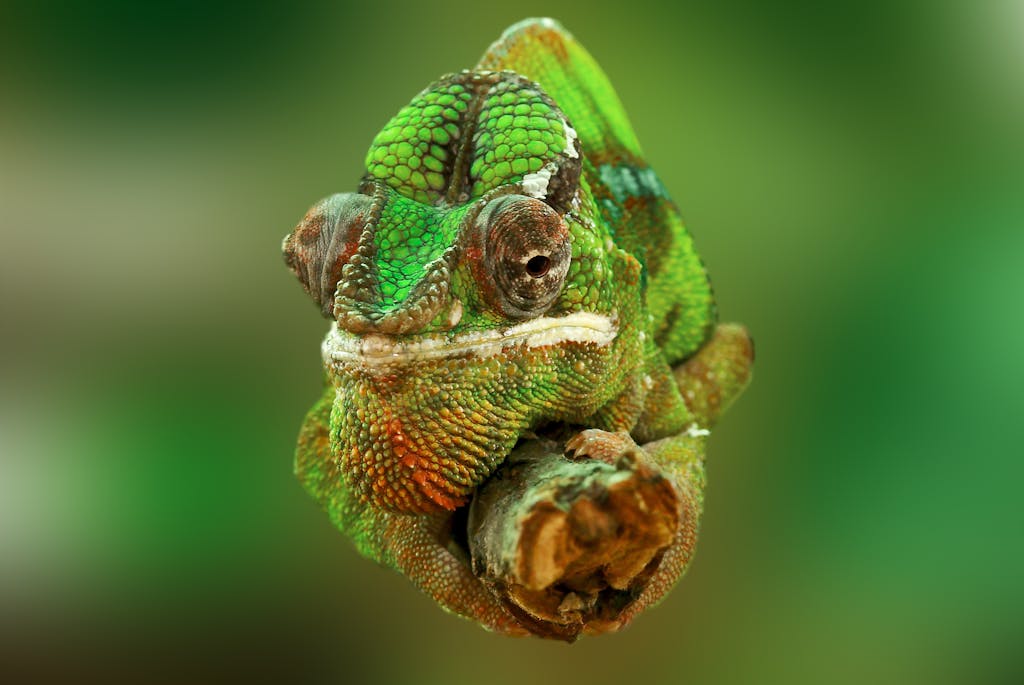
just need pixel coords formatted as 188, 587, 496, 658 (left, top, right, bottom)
468, 438, 679, 640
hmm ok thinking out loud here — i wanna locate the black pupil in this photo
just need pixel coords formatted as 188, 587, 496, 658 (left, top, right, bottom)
525, 255, 551, 277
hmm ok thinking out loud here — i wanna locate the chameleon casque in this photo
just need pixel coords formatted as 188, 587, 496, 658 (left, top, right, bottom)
283, 18, 752, 636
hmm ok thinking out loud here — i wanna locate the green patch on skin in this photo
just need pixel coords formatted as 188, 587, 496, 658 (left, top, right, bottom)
470, 78, 570, 197
365, 79, 473, 204
478, 18, 645, 168
374, 192, 469, 309
366, 71, 576, 208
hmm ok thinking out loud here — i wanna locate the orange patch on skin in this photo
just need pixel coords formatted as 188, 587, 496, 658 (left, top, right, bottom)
387, 419, 406, 450
412, 470, 464, 511
386, 415, 463, 511
389, 417, 418, 469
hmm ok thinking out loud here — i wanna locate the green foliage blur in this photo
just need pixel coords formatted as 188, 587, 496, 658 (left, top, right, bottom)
1, 1, 1021, 682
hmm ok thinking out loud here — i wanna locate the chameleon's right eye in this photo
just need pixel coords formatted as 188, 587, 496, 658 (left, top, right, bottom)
283, 193, 373, 318
475, 194, 571, 319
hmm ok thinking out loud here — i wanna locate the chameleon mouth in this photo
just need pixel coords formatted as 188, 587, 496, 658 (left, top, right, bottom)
322, 311, 618, 367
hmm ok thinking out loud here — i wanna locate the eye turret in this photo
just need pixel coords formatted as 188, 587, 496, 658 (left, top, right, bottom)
474, 194, 571, 319
282, 193, 373, 318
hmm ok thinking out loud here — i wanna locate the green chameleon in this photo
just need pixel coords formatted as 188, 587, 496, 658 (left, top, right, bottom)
283, 18, 752, 636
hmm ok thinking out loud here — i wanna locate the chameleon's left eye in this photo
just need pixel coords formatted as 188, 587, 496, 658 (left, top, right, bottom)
475, 194, 571, 319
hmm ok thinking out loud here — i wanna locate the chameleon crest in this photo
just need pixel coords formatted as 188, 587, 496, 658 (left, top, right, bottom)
283, 18, 752, 636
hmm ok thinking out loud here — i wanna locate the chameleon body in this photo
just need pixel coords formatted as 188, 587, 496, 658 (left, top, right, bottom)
283, 18, 752, 636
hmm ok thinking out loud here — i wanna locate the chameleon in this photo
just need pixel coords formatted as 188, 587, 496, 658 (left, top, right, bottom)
282, 18, 752, 636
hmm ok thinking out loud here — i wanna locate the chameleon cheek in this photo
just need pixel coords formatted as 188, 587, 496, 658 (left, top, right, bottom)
324, 332, 626, 515
329, 357, 532, 514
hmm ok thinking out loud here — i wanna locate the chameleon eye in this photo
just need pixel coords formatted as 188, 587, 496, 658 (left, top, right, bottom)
525, 254, 552, 278
476, 194, 571, 318
282, 192, 374, 318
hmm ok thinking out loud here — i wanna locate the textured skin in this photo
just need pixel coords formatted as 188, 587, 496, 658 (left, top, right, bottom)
284, 18, 752, 635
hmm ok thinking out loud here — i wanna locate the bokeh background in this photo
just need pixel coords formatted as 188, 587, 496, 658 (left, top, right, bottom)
2, 1, 1022, 683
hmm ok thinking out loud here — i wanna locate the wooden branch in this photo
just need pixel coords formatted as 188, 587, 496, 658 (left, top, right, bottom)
467, 438, 679, 640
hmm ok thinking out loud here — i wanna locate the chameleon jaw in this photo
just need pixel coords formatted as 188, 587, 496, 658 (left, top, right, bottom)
322, 311, 618, 368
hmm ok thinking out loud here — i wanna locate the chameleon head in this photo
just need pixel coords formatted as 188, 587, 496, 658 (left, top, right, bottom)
283, 71, 645, 513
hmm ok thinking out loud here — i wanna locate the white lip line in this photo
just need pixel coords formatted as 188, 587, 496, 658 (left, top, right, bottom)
322, 312, 618, 365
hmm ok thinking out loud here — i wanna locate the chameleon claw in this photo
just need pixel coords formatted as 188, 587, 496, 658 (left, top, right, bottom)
564, 429, 641, 465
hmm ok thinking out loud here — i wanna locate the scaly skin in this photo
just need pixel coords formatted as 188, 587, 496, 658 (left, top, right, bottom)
283, 18, 752, 636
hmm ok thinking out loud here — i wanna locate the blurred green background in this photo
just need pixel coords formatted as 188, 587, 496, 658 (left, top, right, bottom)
1, 0, 1022, 682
